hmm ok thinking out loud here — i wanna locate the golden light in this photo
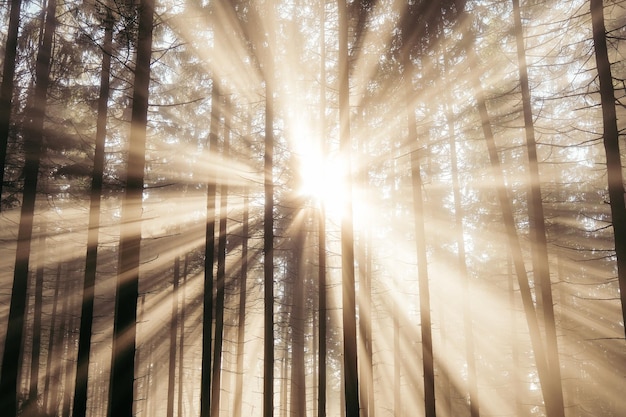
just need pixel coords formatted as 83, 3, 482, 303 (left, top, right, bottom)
298, 150, 350, 218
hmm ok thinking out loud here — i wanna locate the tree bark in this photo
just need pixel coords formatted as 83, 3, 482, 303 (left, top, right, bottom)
201, 79, 220, 417
178, 253, 188, 417
211, 96, 231, 417
234, 186, 249, 417
407, 98, 436, 417
465, 28, 558, 416
290, 229, 306, 417
24, 221, 46, 416
107, 0, 154, 414
511, 2, 565, 415
590, 0, 626, 337
43, 262, 62, 414
0, 0, 22, 207
0, 0, 56, 413
73, 10, 114, 417
317, 3, 328, 416
263, 13, 276, 417
338, 0, 359, 415
167, 255, 180, 417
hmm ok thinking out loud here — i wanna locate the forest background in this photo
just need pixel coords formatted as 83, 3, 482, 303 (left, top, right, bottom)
0, 0, 625, 416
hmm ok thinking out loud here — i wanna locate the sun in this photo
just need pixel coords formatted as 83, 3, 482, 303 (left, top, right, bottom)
298, 151, 350, 217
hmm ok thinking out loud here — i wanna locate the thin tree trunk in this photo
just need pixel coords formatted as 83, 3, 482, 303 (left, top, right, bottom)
404, 69, 436, 417
43, 262, 61, 414
73, 10, 114, 417
107, 0, 154, 414
24, 221, 46, 416
178, 253, 188, 417
51, 275, 71, 417
290, 229, 306, 417
338, 0, 359, 415
167, 255, 180, 417
444, 74, 479, 416
62, 288, 76, 417
201, 79, 220, 417
512, 3, 565, 416
393, 300, 401, 417
317, 3, 327, 416
211, 96, 231, 417
464, 27, 557, 415
0, 0, 22, 206
263, 15, 276, 417
590, 0, 626, 336
0, 0, 56, 413
234, 187, 249, 417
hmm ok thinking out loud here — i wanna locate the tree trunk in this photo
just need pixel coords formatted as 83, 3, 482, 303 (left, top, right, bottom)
234, 186, 249, 417
512, 2, 565, 415
43, 262, 61, 414
590, 0, 626, 336
408, 122, 436, 417
73, 10, 114, 417
404, 63, 436, 417
290, 229, 306, 417
0, 0, 56, 413
212, 96, 231, 417
317, 3, 327, 416
337, 0, 359, 416
201, 78, 220, 417
464, 26, 558, 415
24, 221, 46, 416
178, 253, 188, 417
167, 255, 180, 417
263, 13, 276, 417
107, 0, 154, 414
0, 0, 22, 206
62, 289, 76, 417
445, 70, 479, 416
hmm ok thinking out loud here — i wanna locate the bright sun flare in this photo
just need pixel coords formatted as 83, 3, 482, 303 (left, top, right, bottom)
298, 152, 350, 216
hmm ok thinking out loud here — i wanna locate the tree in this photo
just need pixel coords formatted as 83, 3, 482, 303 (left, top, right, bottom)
0, 0, 22, 208
590, 0, 626, 337
511, 0, 565, 414
338, 0, 359, 415
0, 0, 57, 413
263, 3, 276, 416
107, 0, 154, 414
73, 8, 115, 417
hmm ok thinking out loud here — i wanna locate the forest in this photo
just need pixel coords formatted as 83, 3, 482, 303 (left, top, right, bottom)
0, 0, 625, 416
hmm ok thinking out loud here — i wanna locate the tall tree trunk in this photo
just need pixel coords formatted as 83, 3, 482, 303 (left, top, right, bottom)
43, 262, 61, 414
290, 229, 306, 417
0, 0, 22, 206
590, 0, 626, 336
464, 26, 558, 415
263, 13, 276, 417
444, 70, 479, 416
406, 100, 436, 417
511, 3, 565, 416
62, 288, 76, 417
337, 0, 359, 415
0, 0, 56, 413
317, 3, 328, 416
167, 255, 180, 417
73, 10, 114, 417
393, 300, 401, 417
107, 0, 154, 414
178, 253, 188, 417
24, 221, 46, 416
234, 186, 249, 417
201, 78, 220, 417
212, 96, 231, 417
52, 275, 71, 417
